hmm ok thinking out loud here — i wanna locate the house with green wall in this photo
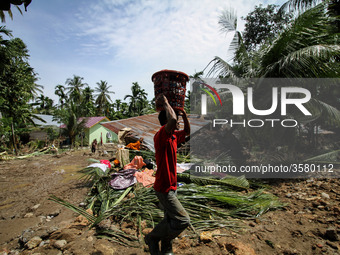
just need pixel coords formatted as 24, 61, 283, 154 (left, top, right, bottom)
61, 116, 117, 146
82, 116, 117, 145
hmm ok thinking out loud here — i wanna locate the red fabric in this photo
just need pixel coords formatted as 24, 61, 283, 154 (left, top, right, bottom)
100, 160, 111, 169
153, 125, 186, 193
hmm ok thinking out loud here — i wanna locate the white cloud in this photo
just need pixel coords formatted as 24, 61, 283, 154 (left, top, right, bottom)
72, 0, 282, 69
75, 0, 230, 63
65, 0, 286, 100
6, 0, 287, 103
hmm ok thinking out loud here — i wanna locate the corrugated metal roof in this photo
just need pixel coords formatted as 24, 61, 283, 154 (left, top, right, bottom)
101, 113, 210, 151
32, 114, 61, 127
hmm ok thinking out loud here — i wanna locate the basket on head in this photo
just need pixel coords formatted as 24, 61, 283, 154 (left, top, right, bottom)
152, 69, 189, 112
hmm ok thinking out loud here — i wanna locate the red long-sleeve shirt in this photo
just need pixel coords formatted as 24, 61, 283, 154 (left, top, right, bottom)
153, 125, 186, 193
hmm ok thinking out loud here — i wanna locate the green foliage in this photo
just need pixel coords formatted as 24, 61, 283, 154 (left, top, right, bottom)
27, 140, 45, 150
177, 173, 249, 191
81, 86, 96, 117
50, 159, 283, 246
65, 75, 87, 105
50, 180, 283, 244
0, 28, 41, 154
0, 0, 32, 23
205, 1, 340, 154
33, 94, 55, 115
52, 76, 157, 122
124, 82, 149, 117
242, 4, 292, 52
304, 149, 340, 163
95, 80, 114, 116
53, 102, 86, 148
258, 2, 339, 78
53, 76, 156, 121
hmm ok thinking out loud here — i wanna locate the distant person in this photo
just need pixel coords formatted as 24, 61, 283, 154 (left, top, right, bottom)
91, 139, 97, 153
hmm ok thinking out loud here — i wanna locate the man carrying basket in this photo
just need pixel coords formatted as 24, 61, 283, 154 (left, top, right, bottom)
145, 94, 190, 255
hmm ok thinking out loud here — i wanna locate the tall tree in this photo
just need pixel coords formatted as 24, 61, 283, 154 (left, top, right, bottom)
81, 86, 95, 117
0, 33, 41, 154
55, 84, 67, 108
124, 82, 148, 116
208, 3, 339, 79
65, 75, 87, 104
95, 80, 114, 116
54, 102, 85, 149
206, 2, 340, 151
242, 4, 292, 52
109, 99, 128, 120
34, 94, 54, 114
0, 26, 12, 73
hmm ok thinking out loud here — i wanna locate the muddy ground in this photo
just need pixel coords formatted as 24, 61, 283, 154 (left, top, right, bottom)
0, 150, 339, 255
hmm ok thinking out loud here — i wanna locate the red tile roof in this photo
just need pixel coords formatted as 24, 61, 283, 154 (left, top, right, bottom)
81, 116, 109, 128
60, 116, 109, 129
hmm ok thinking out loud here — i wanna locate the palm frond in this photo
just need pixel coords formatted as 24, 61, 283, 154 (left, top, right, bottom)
0, 26, 12, 37
279, 0, 322, 14
225, 31, 240, 62
49, 195, 97, 223
304, 149, 340, 163
218, 8, 238, 34
178, 185, 283, 218
305, 98, 340, 127
78, 166, 110, 183
264, 44, 340, 78
177, 173, 249, 190
204, 56, 236, 78
260, 1, 337, 78
96, 229, 139, 247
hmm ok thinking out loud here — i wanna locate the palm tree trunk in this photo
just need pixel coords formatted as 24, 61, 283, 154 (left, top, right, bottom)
11, 121, 18, 156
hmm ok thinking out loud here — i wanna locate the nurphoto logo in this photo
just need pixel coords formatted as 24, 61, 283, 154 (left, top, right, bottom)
191, 78, 312, 128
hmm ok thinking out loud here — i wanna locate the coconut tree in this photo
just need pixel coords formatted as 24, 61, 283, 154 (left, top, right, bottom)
206, 1, 340, 153
65, 75, 87, 104
0, 0, 32, 22
55, 84, 67, 108
54, 101, 85, 149
81, 86, 95, 117
208, 2, 339, 108
189, 71, 206, 112
124, 82, 148, 116
109, 99, 128, 120
252, 1, 340, 134
95, 80, 114, 116
35, 94, 54, 114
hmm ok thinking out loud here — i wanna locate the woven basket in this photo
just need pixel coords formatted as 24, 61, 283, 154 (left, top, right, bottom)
152, 69, 189, 111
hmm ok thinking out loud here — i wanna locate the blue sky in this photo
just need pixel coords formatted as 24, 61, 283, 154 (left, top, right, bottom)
3, 0, 285, 104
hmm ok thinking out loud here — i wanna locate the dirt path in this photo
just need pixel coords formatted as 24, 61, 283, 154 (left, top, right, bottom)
0, 151, 89, 245
0, 151, 339, 254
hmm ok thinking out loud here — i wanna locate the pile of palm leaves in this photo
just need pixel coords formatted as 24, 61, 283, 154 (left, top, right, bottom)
49, 151, 283, 247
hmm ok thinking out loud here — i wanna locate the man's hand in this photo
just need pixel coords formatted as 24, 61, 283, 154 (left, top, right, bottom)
176, 109, 187, 117
177, 109, 190, 135
155, 94, 168, 109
